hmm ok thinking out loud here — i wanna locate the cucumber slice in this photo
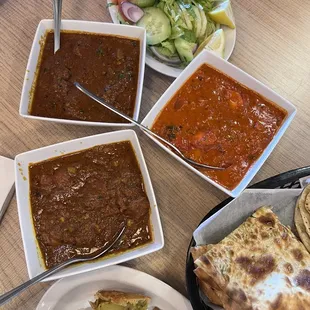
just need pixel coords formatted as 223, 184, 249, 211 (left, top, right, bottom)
170, 25, 184, 40
155, 46, 174, 57
174, 37, 196, 63
161, 40, 177, 54
129, 0, 155, 8
137, 7, 172, 45
199, 8, 207, 38
178, 2, 193, 30
192, 6, 202, 38
150, 46, 182, 65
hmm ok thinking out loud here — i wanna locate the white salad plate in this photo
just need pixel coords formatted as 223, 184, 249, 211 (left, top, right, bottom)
141, 51, 297, 197
108, 2, 236, 78
36, 265, 193, 310
15, 129, 164, 281
19, 19, 146, 126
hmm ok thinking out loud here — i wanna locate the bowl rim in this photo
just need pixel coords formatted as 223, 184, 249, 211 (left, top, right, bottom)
15, 129, 164, 281
141, 50, 297, 197
19, 19, 146, 127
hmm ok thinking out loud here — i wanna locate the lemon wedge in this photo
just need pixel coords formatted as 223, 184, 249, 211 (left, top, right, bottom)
194, 29, 225, 58
208, 0, 235, 29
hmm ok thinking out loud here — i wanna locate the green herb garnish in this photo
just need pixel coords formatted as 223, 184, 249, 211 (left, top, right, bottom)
96, 46, 104, 56
166, 125, 180, 140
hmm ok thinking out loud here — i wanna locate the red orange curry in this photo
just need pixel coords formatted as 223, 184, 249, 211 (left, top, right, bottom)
151, 64, 287, 190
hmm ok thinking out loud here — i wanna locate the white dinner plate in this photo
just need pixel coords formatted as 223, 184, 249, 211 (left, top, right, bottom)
36, 265, 193, 310
107, 3, 236, 78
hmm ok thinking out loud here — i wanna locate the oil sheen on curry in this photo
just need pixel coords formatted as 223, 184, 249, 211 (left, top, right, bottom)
29, 142, 152, 268
151, 64, 287, 190
30, 31, 140, 122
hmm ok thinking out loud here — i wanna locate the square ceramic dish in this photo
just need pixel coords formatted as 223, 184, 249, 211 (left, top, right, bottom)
19, 19, 146, 126
15, 129, 164, 281
141, 51, 297, 197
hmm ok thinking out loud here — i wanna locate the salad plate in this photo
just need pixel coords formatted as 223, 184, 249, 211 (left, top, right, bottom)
36, 265, 192, 309
108, 0, 236, 78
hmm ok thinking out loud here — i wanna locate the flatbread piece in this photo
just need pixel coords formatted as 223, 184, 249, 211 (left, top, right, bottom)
192, 206, 310, 310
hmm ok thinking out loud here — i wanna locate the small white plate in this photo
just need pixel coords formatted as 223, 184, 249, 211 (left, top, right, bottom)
141, 51, 297, 197
108, 3, 236, 78
36, 265, 193, 310
15, 129, 164, 281
20, 19, 146, 126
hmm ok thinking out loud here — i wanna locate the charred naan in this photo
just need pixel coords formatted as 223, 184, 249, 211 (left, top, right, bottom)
193, 207, 310, 310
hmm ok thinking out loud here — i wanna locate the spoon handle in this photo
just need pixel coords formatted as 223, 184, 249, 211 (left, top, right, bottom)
0, 258, 74, 306
74, 82, 183, 156
74, 82, 226, 171
53, 0, 62, 53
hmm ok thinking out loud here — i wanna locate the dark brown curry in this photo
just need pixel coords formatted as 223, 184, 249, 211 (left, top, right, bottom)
30, 31, 140, 122
29, 141, 152, 268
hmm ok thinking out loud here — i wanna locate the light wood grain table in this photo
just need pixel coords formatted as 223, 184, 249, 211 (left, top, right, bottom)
1, 0, 310, 309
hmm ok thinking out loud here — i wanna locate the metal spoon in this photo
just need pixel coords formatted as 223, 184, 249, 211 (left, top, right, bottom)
0, 226, 125, 306
53, 0, 62, 53
74, 82, 226, 171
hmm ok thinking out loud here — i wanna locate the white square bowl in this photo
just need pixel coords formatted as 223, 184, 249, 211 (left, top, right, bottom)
15, 129, 164, 281
141, 51, 297, 197
19, 19, 146, 126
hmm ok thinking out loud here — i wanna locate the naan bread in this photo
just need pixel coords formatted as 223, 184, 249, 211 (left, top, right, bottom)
193, 207, 310, 310
295, 198, 310, 253
191, 245, 213, 261
304, 184, 310, 214
298, 186, 310, 237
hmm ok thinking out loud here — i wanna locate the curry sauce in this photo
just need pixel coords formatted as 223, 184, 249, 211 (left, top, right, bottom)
29, 142, 152, 268
152, 63, 287, 190
30, 31, 140, 122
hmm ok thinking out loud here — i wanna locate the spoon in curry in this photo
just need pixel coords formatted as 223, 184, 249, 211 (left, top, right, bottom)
0, 225, 125, 306
75, 82, 227, 171
53, 0, 62, 53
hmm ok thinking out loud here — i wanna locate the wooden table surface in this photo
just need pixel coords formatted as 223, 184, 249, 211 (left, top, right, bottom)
1, 0, 310, 309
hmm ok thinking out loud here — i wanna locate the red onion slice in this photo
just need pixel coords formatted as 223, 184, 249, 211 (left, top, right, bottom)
120, 2, 144, 23
192, 43, 198, 54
